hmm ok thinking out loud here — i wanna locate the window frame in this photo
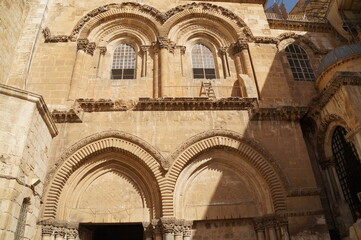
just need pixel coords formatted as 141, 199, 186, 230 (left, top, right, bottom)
191, 43, 217, 80
111, 43, 137, 80
285, 44, 315, 81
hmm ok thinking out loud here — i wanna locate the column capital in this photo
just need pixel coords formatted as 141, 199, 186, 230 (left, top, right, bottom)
98, 46, 107, 55
153, 37, 176, 53
219, 47, 228, 55
160, 217, 176, 234
231, 39, 249, 55
141, 45, 151, 53
41, 225, 54, 236
77, 38, 96, 55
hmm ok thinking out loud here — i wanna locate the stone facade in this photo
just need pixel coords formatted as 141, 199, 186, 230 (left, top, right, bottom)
1, 0, 361, 240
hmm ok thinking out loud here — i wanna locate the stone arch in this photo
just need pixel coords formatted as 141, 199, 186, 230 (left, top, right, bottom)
161, 130, 289, 217
43, 131, 167, 219
276, 32, 328, 55
163, 2, 253, 40
69, 2, 163, 41
317, 114, 351, 163
56, 153, 160, 222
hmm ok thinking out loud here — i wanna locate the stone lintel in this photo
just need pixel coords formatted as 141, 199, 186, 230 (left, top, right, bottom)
0, 84, 58, 137
250, 106, 309, 121
267, 19, 332, 32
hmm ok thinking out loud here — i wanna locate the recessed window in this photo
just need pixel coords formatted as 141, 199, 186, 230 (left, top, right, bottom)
192, 43, 216, 79
111, 44, 136, 79
332, 126, 361, 221
285, 44, 315, 81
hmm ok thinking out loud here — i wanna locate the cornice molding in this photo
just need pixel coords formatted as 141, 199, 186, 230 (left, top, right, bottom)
307, 72, 361, 118
267, 19, 332, 33
0, 84, 58, 137
52, 109, 83, 123
250, 106, 309, 121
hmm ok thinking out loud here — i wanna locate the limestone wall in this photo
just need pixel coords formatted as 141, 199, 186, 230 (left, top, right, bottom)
0, 85, 57, 239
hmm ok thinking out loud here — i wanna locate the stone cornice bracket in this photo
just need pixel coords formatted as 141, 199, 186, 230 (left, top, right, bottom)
251, 106, 309, 121
98, 46, 107, 55
153, 37, 176, 53
267, 19, 332, 33
254, 36, 278, 44
77, 38, 96, 55
42, 27, 69, 43
52, 108, 83, 123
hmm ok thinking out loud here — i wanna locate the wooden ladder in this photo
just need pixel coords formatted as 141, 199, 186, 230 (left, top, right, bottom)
199, 81, 216, 99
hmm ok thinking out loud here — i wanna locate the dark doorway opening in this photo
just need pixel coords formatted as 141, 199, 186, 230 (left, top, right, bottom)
79, 223, 144, 240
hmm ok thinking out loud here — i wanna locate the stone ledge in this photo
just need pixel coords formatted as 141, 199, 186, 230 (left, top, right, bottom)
250, 106, 309, 121
0, 84, 58, 137
52, 109, 83, 123
267, 19, 332, 32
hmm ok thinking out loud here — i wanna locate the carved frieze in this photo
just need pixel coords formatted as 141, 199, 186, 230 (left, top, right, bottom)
135, 97, 257, 111
42, 27, 69, 43
267, 19, 332, 33
77, 39, 96, 55
287, 187, 321, 197
52, 109, 83, 123
250, 106, 309, 121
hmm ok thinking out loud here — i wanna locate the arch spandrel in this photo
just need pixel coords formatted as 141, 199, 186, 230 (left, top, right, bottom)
161, 130, 289, 217
43, 131, 167, 219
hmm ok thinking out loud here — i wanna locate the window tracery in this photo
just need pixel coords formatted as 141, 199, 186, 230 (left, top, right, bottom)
285, 44, 315, 81
191, 43, 216, 79
111, 43, 136, 79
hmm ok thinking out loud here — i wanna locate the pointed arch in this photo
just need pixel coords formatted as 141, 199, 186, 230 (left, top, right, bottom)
43, 131, 167, 219
160, 130, 289, 217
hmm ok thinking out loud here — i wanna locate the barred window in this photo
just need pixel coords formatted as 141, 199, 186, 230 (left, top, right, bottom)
192, 43, 216, 79
332, 126, 361, 221
111, 44, 136, 79
285, 44, 315, 81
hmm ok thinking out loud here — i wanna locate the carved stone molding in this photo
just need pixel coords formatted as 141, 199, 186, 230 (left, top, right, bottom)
287, 187, 321, 197
42, 27, 69, 43
98, 46, 107, 55
250, 106, 309, 121
135, 97, 257, 111
39, 220, 79, 239
308, 72, 361, 119
77, 38, 96, 55
52, 108, 83, 123
160, 217, 176, 234
267, 19, 332, 33
280, 209, 325, 217
153, 37, 176, 53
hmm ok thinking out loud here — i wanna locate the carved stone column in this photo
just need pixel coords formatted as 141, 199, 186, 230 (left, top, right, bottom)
183, 221, 193, 240
141, 46, 150, 77
219, 47, 230, 78
277, 217, 290, 240
253, 217, 265, 240
152, 219, 162, 240
96, 46, 107, 78
152, 47, 160, 98
54, 227, 66, 240
143, 222, 153, 240
154, 37, 175, 97
264, 215, 277, 240
179, 46, 186, 77
174, 219, 184, 240
161, 217, 176, 240
42, 225, 54, 240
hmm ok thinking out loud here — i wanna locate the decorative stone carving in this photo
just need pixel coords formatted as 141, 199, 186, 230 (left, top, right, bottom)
231, 39, 248, 55
42, 27, 69, 43
41, 224, 54, 236
153, 37, 176, 53
267, 19, 332, 33
251, 106, 309, 121
218, 47, 228, 55
288, 187, 321, 197
52, 108, 83, 123
98, 46, 107, 55
179, 46, 186, 55
136, 97, 257, 111
160, 217, 176, 234
183, 221, 193, 237
77, 38, 89, 51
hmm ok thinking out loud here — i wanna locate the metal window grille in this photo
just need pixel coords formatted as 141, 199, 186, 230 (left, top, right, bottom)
14, 198, 30, 240
192, 44, 216, 79
285, 44, 315, 81
332, 126, 361, 221
111, 44, 136, 79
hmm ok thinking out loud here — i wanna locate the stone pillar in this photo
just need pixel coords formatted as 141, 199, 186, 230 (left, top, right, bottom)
96, 46, 107, 78
141, 46, 150, 77
253, 217, 266, 240
154, 37, 175, 98
68, 38, 96, 100
161, 217, 176, 240
179, 46, 186, 77
265, 215, 277, 240
219, 47, 230, 78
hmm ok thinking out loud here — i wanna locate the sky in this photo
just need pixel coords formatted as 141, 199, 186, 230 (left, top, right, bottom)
266, 0, 299, 12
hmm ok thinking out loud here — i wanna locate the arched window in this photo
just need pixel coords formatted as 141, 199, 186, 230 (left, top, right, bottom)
332, 126, 361, 221
285, 44, 315, 81
111, 43, 136, 79
192, 43, 216, 79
